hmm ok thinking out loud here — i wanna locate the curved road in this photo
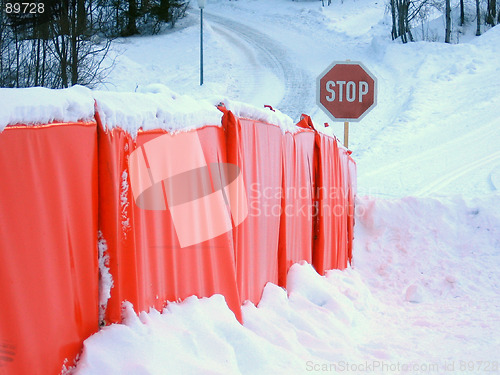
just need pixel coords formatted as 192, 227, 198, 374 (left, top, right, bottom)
205, 13, 314, 121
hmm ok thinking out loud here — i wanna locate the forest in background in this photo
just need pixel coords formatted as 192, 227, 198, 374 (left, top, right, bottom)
0, 0, 188, 88
1, 0, 498, 89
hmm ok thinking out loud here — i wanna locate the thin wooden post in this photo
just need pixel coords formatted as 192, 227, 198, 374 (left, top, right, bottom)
344, 121, 349, 148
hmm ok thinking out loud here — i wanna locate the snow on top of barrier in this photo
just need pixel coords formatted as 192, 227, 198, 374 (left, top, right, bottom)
0, 86, 95, 132
0, 84, 299, 136
94, 85, 223, 137
216, 98, 297, 133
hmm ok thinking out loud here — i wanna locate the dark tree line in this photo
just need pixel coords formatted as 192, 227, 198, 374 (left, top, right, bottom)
0, 0, 188, 88
389, 0, 499, 43
97, 0, 188, 37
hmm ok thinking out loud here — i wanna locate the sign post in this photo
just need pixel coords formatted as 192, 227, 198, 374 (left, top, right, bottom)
344, 121, 349, 148
198, 0, 206, 86
317, 61, 377, 148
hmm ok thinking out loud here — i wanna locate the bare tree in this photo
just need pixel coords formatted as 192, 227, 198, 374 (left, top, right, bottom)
460, 0, 465, 25
391, 0, 398, 39
445, 0, 451, 43
476, 0, 481, 35
487, 0, 497, 25
390, 0, 432, 43
124, 0, 139, 36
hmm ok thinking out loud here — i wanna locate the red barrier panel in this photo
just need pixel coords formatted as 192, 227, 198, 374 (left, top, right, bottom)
223, 111, 283, 305
97, 117, 242, 323
346, 153, 357, 265
278, 128, 316, 287
96, 125, 138, 325
343, 148, 357, 267
312, 132, 349, 274
0, 122, 99, 374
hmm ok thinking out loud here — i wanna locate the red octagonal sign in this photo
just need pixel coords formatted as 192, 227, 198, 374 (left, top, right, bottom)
317, 61, 377, 122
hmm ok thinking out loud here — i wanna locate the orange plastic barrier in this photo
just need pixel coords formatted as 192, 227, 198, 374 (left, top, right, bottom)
312, 131, 350, 274
0, 122, 99, 374
0, 104, 356, 373
341, 149, 357, 265
96, 115, 242, 323
96, 124, 138, 325
222, 111, 283, 305
278, 128, 316, 287
348, 155, 357, 264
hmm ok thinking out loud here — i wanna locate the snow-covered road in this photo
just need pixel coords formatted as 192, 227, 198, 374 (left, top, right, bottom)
206, 12, 314, 121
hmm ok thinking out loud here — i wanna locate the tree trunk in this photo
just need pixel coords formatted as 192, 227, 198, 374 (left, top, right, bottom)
41, 39, 46, 86
35, 37, 40, 86
71, 0, 78, 85
460, 0, 465, 26
60, 36, 69, 87
476, 0, 481, 36
445, 0, 451, 43
77, 0, 86, 35
401, 0, 410, 43
125, 0, 139, 36
487, 0, 497, 25
391, 0, 397, 40
14, 32, 20, 87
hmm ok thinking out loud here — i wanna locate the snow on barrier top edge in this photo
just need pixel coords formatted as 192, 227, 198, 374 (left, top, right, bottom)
0, 85, 224, 136
94, 85, 224, 137
216, 97, 297, 134
0, 84, 299, 136
0, 85, 96, 132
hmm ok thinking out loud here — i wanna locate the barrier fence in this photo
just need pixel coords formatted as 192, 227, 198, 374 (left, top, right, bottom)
0, 122, 99, 375
0, 103, 356, 374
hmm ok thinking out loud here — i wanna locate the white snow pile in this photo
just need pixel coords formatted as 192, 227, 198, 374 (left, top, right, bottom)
94, 85, 223, 137
0, 84, 224, 136
73, 193, 500, 374
73, 264, 374, 375
0, 86, 95, 132
215, 97, 297, 133
0, 84, 300, 136
97, 231, 114, 325
351, 194, 500, 365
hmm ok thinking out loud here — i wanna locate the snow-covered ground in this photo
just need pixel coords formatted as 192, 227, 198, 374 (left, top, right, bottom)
74, 195, 500, 375
70, 0, 500, 373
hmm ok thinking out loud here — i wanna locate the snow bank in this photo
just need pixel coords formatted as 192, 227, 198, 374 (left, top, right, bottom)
216, 97, 297, 133
0, 84, 223, 136
73, 262, 375, 375
73, 193, 500, 374
94, 85, 223, 137
0, 86, 95, 132
0, 85, 300, 137
353, 194, 500, 304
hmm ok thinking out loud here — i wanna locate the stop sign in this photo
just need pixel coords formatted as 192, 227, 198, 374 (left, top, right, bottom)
317, 61, 377, 122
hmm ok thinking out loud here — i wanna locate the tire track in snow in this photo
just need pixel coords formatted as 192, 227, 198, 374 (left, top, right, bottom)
205, 12, 313, 121
364, 121, 500, 179
209, 23, 270, 106
415, 151, 500, 196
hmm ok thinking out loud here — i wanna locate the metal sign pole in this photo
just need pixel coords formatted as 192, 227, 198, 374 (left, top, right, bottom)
200, 7, 204, 86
